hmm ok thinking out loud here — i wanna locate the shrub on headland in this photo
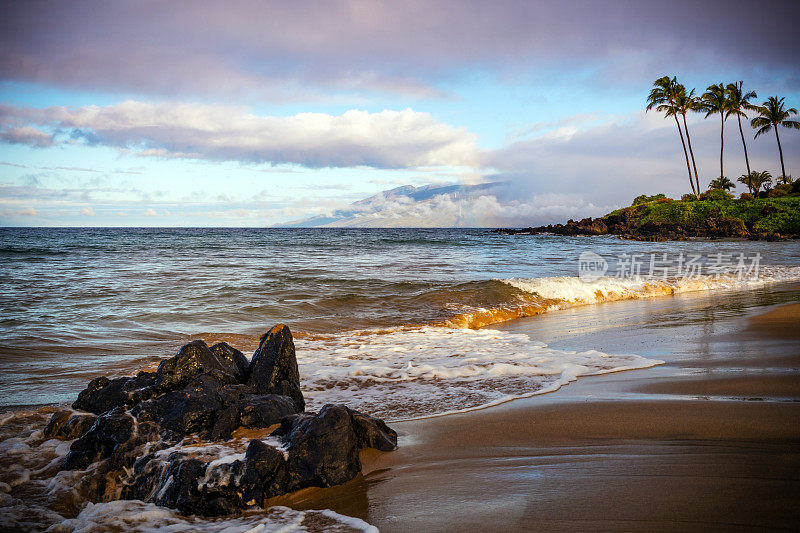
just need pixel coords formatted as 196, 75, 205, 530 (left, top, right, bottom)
631, 193, 667, 206
699, 189, 733, 201
624, 195, 800, 235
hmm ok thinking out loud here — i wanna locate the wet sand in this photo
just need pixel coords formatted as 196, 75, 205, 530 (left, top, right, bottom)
271, 287, 800, 532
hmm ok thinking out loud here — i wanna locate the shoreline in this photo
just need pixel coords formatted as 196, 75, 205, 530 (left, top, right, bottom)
269, 290, 800, 531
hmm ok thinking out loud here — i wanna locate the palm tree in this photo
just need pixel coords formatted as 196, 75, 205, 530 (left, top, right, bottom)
673, 85, 702, 194
647, 76, 696, 195
751, 96, 800, 180
737, 170, 772, 194
709, 176, 734, 191
701, 83, 731, 181
725, 81, 757, 188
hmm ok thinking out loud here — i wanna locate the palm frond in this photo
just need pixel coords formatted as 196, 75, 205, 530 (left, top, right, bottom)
753, 124, 772, 138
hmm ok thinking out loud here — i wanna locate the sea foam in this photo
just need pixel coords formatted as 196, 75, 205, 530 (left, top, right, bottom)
295, 326, 662, 420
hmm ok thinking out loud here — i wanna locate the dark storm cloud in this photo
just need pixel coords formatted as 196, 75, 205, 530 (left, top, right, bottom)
1, 0, 798, 100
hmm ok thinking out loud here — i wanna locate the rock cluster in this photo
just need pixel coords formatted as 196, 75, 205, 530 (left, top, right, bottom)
44, 324, 397, 517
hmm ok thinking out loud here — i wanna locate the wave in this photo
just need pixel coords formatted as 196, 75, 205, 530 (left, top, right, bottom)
437, 267, 800, 329
183, 267, 800, 421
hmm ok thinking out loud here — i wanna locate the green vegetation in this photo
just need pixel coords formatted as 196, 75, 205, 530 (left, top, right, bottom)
631, 193, 667, 205
609, 193, 800, 235
737, 171, 772, 194
709, 176, 734, 191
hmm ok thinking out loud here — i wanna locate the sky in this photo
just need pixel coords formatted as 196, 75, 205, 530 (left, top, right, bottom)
1, 0, 799, 227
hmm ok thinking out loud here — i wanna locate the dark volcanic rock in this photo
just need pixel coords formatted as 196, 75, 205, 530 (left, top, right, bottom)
121, 371, 158, 404
62, 407, 135, 470
54, 324, 397, 518
240, 394, 298, 429
132, 375, 243, 440
210, 342, 250, 382
43, 410, 98, 440
275, 404, 362, 491
155, 340, 240, 393
247, 325, 305, 411
152, 456, 208, 514
239, 439, 288, 507
128, 403, 393, 516
350, 408, 398, 451
72, 376, 129, 415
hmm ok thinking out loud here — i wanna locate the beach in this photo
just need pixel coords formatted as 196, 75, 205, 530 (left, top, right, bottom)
270, 286, 800, 532
3, 1, 800, 530
1, 229, 799, 531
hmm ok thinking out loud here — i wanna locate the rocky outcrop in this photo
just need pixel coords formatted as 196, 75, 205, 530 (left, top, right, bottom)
248, 325, 305, 411
43, 324, 397, 517
496, 214, 758, 241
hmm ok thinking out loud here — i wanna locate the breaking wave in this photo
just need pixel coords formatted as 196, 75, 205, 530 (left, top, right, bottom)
438, 267, 800, 329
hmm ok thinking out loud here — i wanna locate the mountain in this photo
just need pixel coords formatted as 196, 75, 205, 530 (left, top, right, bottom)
279, 182, 506, 227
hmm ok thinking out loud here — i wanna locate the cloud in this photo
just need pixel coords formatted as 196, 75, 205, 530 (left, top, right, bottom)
144, 208, 158, 216
0, 101, 478, 169
1, 207, 38, 217
0, 126, 55, 147
2, 1, 798, 101
80, 206, 95, 216
40, 166, 100, 173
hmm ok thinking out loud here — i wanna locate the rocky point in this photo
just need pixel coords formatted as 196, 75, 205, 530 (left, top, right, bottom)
42, 324, 397, 517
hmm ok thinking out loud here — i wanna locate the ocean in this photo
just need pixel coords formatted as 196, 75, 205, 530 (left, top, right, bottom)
1, 227, 799, 531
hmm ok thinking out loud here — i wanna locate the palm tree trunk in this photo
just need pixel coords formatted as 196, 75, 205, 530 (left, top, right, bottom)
737, 114, 751, 190
673, 113, 696, 195
719, 113, 725, 180
682, 112, 700, 194
775, 125, 786, 180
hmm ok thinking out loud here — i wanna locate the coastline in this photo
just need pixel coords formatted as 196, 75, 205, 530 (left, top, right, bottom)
494, 194, 800, 242
269, 285, 800, 531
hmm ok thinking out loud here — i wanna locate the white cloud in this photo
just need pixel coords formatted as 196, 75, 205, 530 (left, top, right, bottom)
144, 208, 158, 216
80, 206, 95, 216
0, 101, 479, 169
0, 126, 54, 147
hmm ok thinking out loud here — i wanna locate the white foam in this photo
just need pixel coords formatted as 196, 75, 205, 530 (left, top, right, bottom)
46, 500, 378, 532
295, 326, 662, 420
503, 268, 800, 307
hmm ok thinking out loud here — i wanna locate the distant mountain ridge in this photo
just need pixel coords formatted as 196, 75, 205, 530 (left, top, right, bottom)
279, 182, 506, 227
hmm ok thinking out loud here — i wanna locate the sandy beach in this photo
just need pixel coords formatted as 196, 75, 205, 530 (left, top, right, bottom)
270, 286, 800, 532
